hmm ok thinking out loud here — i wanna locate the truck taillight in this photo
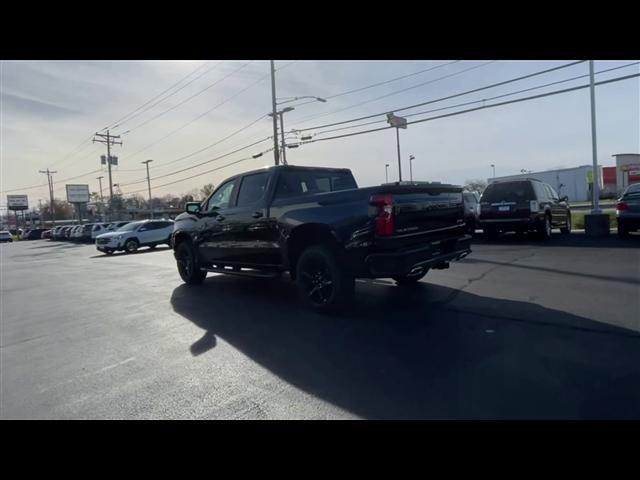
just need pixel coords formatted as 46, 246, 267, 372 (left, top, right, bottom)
370, 194, 395, 236
617, 201, 628, 212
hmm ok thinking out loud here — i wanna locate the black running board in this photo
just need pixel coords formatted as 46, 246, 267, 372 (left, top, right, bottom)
200, 266, 280, 278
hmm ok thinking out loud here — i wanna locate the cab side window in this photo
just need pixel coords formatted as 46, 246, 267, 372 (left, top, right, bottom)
205, 179, 237, 211
545, 184, 559, 201
236, 172, 269, 207
533, 182, 548, 201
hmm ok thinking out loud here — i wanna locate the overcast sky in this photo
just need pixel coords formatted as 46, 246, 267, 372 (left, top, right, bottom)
1, 59, 638, 210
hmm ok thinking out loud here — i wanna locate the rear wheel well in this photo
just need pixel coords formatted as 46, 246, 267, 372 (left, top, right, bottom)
287, 224, 340, 280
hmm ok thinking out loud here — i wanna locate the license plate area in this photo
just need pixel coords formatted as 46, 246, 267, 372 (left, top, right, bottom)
498, 206, 510, 212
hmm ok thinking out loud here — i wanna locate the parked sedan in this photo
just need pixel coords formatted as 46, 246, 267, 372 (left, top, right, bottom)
41, 229, 52, 239
24, 228, 46, 240
0, 230, 13, 243
96, 219, 174, 254
617, 183, 640, 238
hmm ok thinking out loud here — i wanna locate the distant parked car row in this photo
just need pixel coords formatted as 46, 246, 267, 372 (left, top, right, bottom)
50, 222, 129, 242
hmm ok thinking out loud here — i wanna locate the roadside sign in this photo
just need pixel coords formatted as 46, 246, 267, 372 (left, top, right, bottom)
386, 113, 407, 129
7, 195, 29, 210
66, 184, 90, 203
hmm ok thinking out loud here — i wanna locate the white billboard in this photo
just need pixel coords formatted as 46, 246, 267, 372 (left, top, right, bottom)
66, 184, 90, 203
7, 195, 29, 210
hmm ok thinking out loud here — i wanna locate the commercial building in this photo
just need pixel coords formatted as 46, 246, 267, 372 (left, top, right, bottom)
613, 153, 640, 193
488, 165, 599, 202
487, 153, 640, 202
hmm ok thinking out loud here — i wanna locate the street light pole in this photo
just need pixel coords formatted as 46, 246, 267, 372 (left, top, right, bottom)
395, 128, 402, 182
491, 164, 496, 178
589, 60, 601, 214
385, 164, 390, 183
142, 159, 153, 219
409, 155, 415, 182
279, 111, 288, 165
270, 60, 280, 166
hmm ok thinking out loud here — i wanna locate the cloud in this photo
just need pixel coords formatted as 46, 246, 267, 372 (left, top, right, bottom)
1, 91, 82, 118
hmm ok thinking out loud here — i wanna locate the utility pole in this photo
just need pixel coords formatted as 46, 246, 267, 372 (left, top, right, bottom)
97, 176, 104, 221
93, 130, 122, 220
142, 160, 153, 219
385, 164, 390, 183
96, 176, 104, 202
270, 60, 280, 166
409, 155, 415, 182
39, 168, 57, 226
491, 164, 496, 179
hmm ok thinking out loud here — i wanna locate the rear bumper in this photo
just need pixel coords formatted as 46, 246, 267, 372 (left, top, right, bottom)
479, 214, 543, 231
364, 234, 472, 277
618, 214, 640, 230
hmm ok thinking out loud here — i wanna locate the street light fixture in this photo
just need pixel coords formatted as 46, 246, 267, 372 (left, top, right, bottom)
276, 96, 327, 105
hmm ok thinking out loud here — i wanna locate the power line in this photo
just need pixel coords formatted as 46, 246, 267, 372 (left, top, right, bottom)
121, 60, 296, 164
292, 60, 588, 133
309, 61, 640, 137
124, 76, 272, 162
291, 60, 496, 125
125, 148, 274, 195
119, 136, 273, 187
123, 61, 254, 134
291, 60, 461, 107
295, 72, 640, 146
103, 61, 219, 131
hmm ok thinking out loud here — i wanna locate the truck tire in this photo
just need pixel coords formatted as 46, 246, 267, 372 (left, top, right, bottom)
175, 241, 207, 285
537, 215, 552, 240
295, 244, 354, 313
124, 238, 139, 253
618, 222, 630, 238
560, 213, 572, 234
392, 269, 428, 285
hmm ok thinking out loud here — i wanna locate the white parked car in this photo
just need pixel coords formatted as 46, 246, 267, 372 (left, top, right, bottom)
106, 221, 129, 232
95, 219, 174, 255
71, 225, 84, 241
0, 230, 13, 243
90, 223, 109, 240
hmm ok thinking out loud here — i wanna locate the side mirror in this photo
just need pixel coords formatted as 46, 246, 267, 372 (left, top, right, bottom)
560, 196, 569, 202
185, 202, 201, 214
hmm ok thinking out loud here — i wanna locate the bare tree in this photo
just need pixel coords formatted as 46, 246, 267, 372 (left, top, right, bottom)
200, 183, 215, 198
464, 179, 488, 193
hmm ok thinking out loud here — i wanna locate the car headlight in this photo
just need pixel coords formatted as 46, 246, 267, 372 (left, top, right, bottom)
116, 235, 123, 240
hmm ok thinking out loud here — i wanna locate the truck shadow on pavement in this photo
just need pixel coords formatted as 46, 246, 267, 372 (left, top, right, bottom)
170, 276, 640, 419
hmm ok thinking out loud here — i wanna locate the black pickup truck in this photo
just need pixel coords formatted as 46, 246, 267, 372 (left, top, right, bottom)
172, 165, 472, 312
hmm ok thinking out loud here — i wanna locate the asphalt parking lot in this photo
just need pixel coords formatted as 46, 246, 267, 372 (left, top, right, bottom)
1, 233, 639, 419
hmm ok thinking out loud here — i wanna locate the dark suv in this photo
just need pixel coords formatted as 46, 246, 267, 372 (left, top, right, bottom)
478, 179, 571, 239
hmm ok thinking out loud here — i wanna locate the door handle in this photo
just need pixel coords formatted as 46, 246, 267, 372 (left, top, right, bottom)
252, 211, 263, 218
